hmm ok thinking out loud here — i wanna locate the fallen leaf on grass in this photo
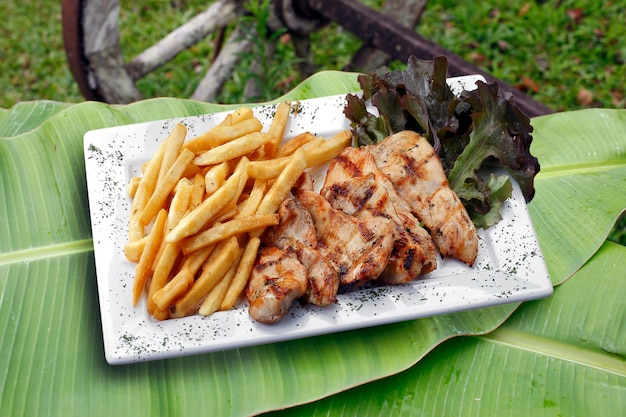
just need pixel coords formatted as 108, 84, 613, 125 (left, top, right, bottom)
576, 88, 594, 106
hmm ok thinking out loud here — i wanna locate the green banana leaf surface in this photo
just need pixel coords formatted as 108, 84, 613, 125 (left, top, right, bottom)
1, 71, 624, 416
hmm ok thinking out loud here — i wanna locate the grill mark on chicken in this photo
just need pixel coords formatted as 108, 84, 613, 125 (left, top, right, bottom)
261, 196, 317, 250
260, 192, 338, 308
369, 131, 479, 266
247, 246, 308, 324
322, 146, 437, 283
296, 246, 338, 306
295, 188, 394, 286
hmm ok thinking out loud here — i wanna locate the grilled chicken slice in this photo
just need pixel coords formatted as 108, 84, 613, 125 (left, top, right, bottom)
247, 246, 308, 324
296, 246, 338, 306
322, 146, 437, 282
261, 193, 338, 307
261, 195, 318, 250
369, 131, 479, 265
295, 188, 394, 286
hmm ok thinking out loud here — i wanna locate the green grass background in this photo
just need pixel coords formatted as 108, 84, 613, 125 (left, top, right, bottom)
1, 0, 624, 242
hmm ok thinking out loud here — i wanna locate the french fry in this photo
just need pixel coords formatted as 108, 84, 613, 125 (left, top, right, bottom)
133, 209, 167, 306
181, 163, 201, 179
180, 243, 216, 275
218, 114, 232, 127
264, 101, 291, 157
188, 172, 205, 210
235, 179, 266, 218
246, 156, 289, 180
123, 235, 147, 263
148, 241, 181, 313
166, 157, 248, 242
158, 123, 187, 182
204, 161, 230, 195
181, 213, 279, 254
147, 178, 192, 313
139, 148, 195, 225
171, 237, 240, 318
274, 131, 316, 158
153, 306, 170, 321
152, 267, 194, 311
129, 139, 166, 242
212, 201, 239, 224
256, 147, 307, 216
219, 236, 261, 310
230, 107, 254, 123
127, 176, 141, 198
183, 117, 263, 154
193, 132, 272, 166
199, 249, 243, 316
167, 178, 193, 229
304, 130, 352, 167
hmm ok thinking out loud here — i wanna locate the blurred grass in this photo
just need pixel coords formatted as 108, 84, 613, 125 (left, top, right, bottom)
1, 0, 624, 242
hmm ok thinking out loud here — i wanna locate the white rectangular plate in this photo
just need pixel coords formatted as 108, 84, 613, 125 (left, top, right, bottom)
84, 77, 552, 364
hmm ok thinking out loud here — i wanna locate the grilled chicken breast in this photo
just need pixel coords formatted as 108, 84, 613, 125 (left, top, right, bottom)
261, 195, 318, 250
295, 188, 394, 286
247, 246, 308, 324
260, 192, 338, 307
322, 146, 437, 282
369, 131, 479, 266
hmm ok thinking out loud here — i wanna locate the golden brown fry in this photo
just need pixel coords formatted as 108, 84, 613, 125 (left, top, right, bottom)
304, 130, 352, 167
246, 156, 290, 180
218, 114, 232, 127
198, 249, 243, 316
181, 163, 201, 179
123, 235, 147, 263
168, 178, 193, 230
235, 179, 266, 218
158, 123, 187, 182
133, 209, 167, 306
188, 172, 205, 210
153, 306, 170, 321
213, 201, 239, 224
129, 139, 166, 242
264, 101, 291, 157
139, 148, 195, 226
152, 267, 194, 311
193, 132, 271, 166
230, 107, 253, 123
147, 178, 192, 312
166, 158, 248, 242
181, 213, 278, 254
148, 241, 182, 313
183, 117, 263, 154
274, 132, 316, 158
171, 237, 240, 318
127, 176, 141, 198
181, 244, 216, 275
204, 161, 230, 195
256, 147, 307, 216
219, 236, 261, 310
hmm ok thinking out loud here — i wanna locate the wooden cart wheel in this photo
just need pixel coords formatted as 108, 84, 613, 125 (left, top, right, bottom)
62, 0, 249, 104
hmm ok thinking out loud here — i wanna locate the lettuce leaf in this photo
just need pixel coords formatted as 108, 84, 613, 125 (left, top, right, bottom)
344, 56, 540, 228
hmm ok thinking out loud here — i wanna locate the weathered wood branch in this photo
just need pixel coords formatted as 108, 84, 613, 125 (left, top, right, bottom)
191, 26, 253, 102
127, 0, 245, 80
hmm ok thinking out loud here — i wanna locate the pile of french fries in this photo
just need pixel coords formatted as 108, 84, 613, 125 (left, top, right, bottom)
123, 102, 351, 320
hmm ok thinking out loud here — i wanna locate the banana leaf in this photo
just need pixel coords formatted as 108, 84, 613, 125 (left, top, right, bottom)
1, 71, 624, 417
